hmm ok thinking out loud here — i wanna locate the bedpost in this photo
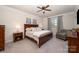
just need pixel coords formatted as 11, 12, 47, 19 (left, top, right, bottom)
24, 24, 26, 38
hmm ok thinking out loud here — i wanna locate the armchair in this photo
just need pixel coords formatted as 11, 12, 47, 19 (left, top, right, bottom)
56, 29, 70, 41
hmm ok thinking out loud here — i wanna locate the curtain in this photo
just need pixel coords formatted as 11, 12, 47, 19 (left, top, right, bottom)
57, 16, 63, 32
48, 17, 58, 30
48, 18, 51, 30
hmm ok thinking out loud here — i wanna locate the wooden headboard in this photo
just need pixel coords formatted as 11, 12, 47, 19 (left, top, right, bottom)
24, 24, 38, 38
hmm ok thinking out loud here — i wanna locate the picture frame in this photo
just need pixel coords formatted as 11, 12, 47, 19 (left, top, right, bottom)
26, 18, 31, 24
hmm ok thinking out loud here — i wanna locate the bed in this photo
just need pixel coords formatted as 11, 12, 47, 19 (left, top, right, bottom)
24, 24, 53, 48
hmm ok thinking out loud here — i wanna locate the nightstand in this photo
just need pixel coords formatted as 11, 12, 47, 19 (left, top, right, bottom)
13, 32, 23, 42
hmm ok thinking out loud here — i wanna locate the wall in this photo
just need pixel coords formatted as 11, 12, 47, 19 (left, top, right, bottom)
62, 12, 75, 29
43, 12, 75, 35
42, 18, 48, 30
0, 6, 41, 43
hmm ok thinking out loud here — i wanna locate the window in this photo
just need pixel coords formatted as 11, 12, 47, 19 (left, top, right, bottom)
53, 17, 58, 26
48, 17, 58, 30
51, 17, 58, 28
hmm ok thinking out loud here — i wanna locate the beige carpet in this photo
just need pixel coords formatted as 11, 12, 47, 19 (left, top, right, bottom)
1, 36, 68, 53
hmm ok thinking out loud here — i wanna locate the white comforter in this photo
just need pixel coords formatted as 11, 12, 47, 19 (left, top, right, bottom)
33, 30, 51, 37
26, 30, 51, 44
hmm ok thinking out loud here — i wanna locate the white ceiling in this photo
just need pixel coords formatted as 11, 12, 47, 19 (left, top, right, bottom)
7, 5, 76, 18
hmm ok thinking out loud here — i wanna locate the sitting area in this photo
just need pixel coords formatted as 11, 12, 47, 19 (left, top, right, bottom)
56, 29, 71, 41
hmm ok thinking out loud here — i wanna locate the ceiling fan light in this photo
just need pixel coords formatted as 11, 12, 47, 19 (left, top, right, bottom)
43, 11, 45, 14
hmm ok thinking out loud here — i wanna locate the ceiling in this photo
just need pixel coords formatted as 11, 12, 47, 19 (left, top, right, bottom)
7, 5, 76, 18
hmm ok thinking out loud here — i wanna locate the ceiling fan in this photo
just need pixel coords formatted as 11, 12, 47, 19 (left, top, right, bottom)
37, 5, 52, 14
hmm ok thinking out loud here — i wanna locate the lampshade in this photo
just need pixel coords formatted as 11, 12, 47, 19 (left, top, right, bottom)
16, 25, 20, 32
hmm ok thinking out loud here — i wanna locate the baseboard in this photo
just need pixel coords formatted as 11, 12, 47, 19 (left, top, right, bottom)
5, 40, 13, 44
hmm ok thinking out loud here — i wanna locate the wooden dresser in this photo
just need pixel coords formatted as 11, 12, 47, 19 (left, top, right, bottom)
68, 37, 79, 53
67, 29, 79, 53
0, 25, 5, 51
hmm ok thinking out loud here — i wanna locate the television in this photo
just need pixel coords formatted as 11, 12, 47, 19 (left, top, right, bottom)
77, 9, 79, 24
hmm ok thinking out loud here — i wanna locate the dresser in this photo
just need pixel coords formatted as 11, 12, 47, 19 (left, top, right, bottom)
0, 25, 5, 51
67, 29, 79, 53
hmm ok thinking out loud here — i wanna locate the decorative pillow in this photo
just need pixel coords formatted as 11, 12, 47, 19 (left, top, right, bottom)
26, 28, 32, 31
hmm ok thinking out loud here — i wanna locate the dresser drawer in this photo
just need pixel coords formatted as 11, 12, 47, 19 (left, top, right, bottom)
68, 45, 77, 53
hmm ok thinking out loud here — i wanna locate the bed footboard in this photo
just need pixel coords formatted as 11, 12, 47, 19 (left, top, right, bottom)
39, 33, 53, 48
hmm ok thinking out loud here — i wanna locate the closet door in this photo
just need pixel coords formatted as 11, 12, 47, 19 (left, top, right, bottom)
0, 25, 5, 50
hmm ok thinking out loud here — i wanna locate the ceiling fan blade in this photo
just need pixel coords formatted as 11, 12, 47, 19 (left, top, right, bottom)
45, 9, 51, 11
45, 5, 49, 8
37, 10, 42, 12
37, 6, 42, 9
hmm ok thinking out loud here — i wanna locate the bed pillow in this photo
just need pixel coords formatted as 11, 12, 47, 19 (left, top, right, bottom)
36, 27, 41, 31
31, 27, 37, 32
26, 28, 32, 31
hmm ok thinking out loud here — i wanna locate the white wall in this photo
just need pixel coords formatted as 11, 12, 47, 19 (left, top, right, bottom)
43, 12, 75, 35
62, 12, 75, 29
42, 18, 48, 30
0, 6, 41, 43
